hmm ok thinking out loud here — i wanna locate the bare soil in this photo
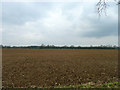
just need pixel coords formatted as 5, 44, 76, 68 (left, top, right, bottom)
2, 49, 118, 88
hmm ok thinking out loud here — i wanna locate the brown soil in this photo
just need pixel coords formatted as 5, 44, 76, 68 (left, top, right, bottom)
2, 49, 118, 88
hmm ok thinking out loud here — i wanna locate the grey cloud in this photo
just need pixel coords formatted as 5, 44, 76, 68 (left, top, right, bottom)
81, 20, 118, 38
2, 2, 118, 46
2, 2, 54, 25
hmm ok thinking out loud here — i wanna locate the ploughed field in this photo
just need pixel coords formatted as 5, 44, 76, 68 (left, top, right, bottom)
2, 49, 118, 88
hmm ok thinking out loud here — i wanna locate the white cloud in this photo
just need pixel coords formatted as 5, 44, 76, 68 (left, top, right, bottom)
2, 0, 115, 2
2, 2, 118, 46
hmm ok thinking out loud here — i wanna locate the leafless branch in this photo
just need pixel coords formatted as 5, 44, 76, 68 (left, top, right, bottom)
96, 0, 109, 16
96, 0, 120, 16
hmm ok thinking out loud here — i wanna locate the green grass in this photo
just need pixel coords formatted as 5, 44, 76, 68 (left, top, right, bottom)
2, 82, 119, 89
53, 81, 120, 88
99, 82, 120, 88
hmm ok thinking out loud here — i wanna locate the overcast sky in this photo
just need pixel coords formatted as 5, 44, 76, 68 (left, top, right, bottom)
2, 1, 118, 46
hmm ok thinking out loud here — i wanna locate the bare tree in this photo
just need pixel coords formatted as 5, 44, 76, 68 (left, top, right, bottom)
96, 0, 120, 16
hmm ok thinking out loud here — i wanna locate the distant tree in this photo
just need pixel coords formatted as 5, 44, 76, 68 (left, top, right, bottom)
70, 45, 74, 49
41, 44, 45, 46
0, 45, 2, 48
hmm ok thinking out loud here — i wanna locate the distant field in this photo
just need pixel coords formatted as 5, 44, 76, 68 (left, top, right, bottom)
2, 49, 118, 88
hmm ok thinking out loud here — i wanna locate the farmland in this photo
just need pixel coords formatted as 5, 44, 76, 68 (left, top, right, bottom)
2, 49, 118, 88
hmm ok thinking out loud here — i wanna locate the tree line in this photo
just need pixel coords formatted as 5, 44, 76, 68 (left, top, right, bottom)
0, 44, 119, 49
